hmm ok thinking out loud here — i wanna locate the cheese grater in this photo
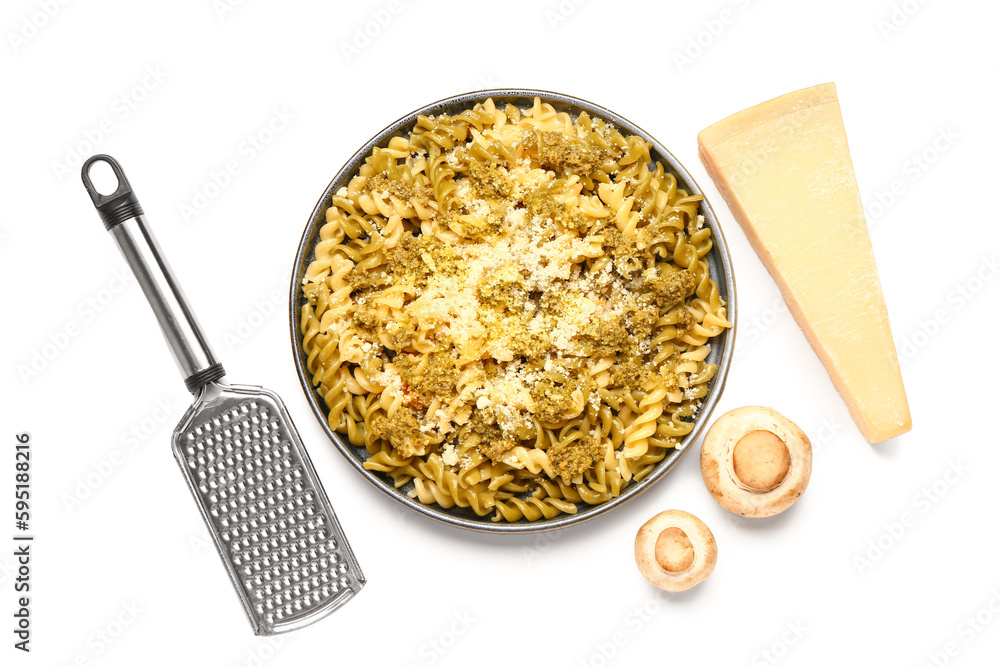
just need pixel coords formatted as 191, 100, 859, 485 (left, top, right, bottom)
81, 154, 365, 635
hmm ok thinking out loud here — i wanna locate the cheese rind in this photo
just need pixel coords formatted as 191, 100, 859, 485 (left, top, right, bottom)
698, 83, 911, 444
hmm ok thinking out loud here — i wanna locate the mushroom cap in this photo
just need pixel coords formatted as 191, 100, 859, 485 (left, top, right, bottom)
634, 510, 717, 592
700, 406, 812, 518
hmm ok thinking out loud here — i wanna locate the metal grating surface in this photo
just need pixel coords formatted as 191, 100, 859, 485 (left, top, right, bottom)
179, 397, 356, 632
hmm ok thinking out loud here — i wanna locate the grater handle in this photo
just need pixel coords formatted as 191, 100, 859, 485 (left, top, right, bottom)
81, 155, 226, 394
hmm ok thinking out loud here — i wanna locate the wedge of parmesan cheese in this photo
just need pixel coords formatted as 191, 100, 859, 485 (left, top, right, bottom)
698, 83, 911, 444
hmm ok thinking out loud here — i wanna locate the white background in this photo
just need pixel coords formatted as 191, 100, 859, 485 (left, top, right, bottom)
2, 0, 999, 665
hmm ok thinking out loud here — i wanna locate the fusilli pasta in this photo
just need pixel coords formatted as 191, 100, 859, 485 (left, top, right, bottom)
300, 98, 731, 522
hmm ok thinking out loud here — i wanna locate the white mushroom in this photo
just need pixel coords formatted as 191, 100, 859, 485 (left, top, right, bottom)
634, 510, 717, 592
700, 406, 812, 518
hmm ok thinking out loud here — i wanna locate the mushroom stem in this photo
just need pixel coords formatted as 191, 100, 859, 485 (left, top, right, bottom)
655, 527, 695, 573
733, 429, 791, 491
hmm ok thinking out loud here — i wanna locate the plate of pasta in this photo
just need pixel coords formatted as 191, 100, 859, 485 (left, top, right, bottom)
290, 90, 736, 532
